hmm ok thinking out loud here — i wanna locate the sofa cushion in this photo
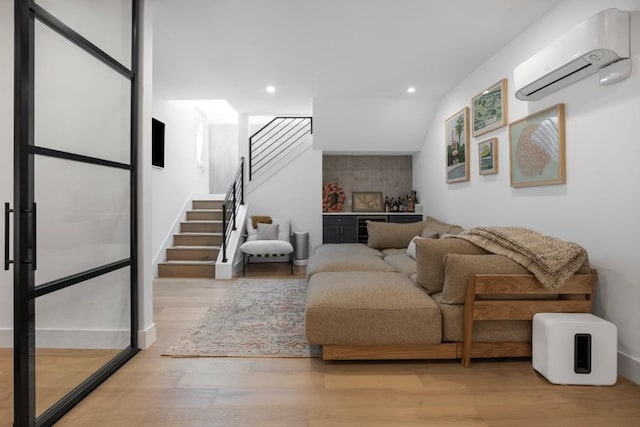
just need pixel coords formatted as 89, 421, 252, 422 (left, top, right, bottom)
250, 215, 272, 228
441, 254, 530, 304
383, 253, 417, 276
256, 222, 279, 240
415, 238, 488, 293
381, 248, 406, 256
247, 217, 290, 242
306, 253, 396, 277
305, 272, 441, 345
366, 220, 427, 249
407, 232, 439, 259
240, 240, 293, 256
314, 243, 382, 257
421, 216, 464, 236
431, 292, 531, 343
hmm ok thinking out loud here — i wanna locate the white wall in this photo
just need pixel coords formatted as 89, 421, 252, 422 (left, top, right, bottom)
245, 145, 323, 253
209, 122, 239, 193
151, 100, 210, 263
0, 0, 13, 347
414, 0, 640, 382
239, 114, 321, 252
313, 97, 434, 153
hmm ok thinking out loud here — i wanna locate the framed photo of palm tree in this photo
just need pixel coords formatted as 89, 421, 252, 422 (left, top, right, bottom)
445, 107, 470, 183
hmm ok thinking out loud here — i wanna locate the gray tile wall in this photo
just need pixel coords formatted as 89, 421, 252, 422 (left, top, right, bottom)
323, 155, 413, 211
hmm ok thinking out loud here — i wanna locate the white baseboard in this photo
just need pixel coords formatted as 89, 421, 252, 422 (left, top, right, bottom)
137, 322, 156, 350
0, 327, 148, 350
619, 351, 640, 385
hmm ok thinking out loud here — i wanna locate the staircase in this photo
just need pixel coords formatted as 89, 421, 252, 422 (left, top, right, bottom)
157, 200, 223, 278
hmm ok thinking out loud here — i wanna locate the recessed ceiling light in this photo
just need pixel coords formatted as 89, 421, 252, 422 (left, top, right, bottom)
407, 86, 416, 94
266, 85, 276, 93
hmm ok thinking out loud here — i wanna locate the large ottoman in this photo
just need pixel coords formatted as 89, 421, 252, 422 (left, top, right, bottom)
305, 271, 441, 345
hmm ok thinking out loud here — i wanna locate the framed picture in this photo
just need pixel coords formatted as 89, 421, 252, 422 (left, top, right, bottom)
472, 79, 508, 137
445, 107, 470, 183
509, 104, 566, 188
478, 138, 498, 175
352, 192, 383, 212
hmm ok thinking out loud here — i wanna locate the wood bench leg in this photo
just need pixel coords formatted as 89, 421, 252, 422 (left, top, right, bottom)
462, 277, 477, 367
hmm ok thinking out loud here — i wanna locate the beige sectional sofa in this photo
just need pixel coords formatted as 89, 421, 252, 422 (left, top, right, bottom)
305, 217, 597, 364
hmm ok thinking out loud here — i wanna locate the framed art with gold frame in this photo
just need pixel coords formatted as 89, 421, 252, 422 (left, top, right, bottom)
509, 104, 565, 188
472, 78, 508, 137
352, 192, 384, 212
445, 107, 470, 183
478, 138, 498, 175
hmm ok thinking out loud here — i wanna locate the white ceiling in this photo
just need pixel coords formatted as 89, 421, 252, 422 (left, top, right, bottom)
152, 0, 559, 114
151, 0, 562, 116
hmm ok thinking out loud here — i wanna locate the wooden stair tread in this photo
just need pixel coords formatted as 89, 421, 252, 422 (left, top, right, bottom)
160, 260, 215, 265
170, 246, 221, 250
176, 232, 223, 236
160, 198, 225, 278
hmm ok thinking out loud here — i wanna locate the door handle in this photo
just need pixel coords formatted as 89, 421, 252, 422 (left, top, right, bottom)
32, 202, 36, 271
4, 202, 13, 270
21, 203, 36, 270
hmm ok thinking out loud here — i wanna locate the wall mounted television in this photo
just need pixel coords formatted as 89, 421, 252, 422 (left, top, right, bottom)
152, 118, 165, 168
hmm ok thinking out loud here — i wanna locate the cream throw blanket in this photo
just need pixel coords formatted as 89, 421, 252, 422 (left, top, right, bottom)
447, 227, 587, 289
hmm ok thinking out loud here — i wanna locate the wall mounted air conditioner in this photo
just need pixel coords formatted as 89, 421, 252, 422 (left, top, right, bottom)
514, 8, 631, 101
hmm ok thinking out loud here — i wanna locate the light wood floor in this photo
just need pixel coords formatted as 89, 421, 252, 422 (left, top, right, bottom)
2, 263, 640, 426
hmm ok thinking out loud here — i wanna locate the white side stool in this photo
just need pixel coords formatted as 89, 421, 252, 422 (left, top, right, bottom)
532, 313, 617, 385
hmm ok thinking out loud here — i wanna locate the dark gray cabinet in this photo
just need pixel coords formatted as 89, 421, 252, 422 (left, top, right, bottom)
388, 215, 423, 224
322, 214, 423, 243
323, 215, 357, 243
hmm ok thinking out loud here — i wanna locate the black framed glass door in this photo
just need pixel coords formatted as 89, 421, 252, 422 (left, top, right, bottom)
12, 1, 139, 425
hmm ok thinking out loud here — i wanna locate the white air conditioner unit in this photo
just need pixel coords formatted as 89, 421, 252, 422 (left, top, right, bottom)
514, 8, 631, 101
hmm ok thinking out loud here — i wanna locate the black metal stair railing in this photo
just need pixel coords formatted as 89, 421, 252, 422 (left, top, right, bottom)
221, 157, 244, 262
249, 116, 312, 180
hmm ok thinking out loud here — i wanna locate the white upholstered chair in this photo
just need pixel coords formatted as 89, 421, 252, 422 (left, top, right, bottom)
239, 217, 294, 275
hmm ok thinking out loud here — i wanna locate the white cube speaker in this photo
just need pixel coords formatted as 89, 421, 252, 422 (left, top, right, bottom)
532, 313, 617, 385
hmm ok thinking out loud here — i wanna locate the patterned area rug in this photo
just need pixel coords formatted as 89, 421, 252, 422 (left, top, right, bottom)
163, 278, 321, 358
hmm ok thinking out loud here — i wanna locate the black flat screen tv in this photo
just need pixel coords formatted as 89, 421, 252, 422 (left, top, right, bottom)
152, 118, 165, 168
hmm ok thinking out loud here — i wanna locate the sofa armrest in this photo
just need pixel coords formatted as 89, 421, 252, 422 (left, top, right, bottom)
461, 269, 597, 367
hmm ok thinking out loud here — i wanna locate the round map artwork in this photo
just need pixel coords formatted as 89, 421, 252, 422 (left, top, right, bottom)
516, 118, 559, 177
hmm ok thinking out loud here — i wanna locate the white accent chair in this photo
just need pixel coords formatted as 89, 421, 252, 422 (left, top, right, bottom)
239, 218, 294, 275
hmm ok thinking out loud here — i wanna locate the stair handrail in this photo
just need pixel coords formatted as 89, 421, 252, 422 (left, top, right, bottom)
221, 157, 244, 262
249, 116, 312, 180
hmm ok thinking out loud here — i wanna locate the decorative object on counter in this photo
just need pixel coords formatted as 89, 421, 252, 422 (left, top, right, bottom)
479, 138, 499, 175
509, 104, 565, 188
384, 197, 391, 212
352, 191, 384, 212
445, 107, 470, 183
322, 182, 345, 212
472, 78, 508, 137
407, 191, 416, 212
